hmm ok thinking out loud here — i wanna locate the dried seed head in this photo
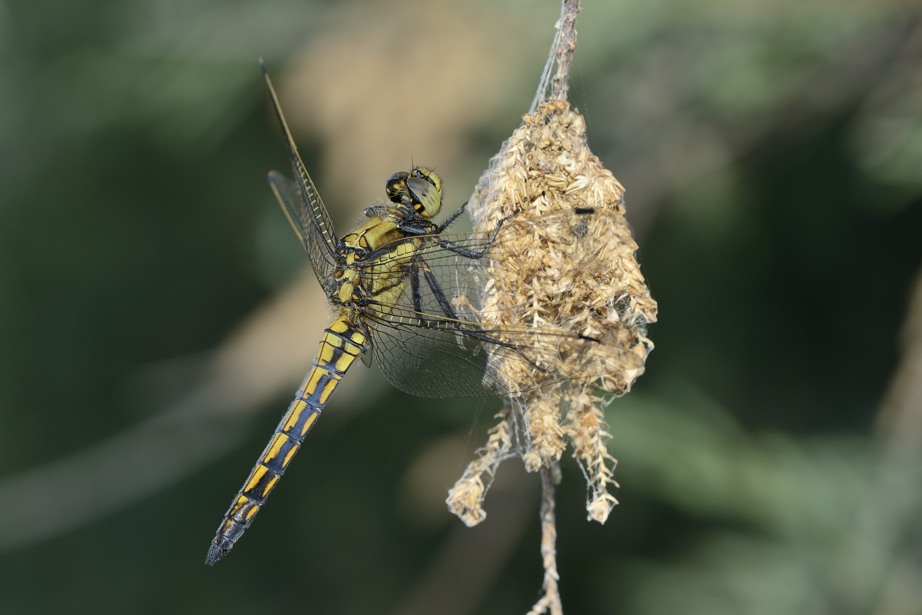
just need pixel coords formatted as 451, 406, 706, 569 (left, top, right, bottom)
445, 408, 515, 526
454, 100, 657, 523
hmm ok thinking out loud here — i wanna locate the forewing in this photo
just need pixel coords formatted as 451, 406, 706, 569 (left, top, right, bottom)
262, 64, 338, 282
268, 171, 337, 282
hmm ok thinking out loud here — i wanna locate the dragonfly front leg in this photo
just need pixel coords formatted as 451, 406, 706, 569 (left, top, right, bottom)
436, 208, 518, 260
435, 200, 469, 233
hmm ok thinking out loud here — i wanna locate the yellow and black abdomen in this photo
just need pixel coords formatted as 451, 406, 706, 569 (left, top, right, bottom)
205, 317, 366, 565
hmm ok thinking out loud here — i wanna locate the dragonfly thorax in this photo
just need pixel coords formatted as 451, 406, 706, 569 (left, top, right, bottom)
332, 214, 419, 311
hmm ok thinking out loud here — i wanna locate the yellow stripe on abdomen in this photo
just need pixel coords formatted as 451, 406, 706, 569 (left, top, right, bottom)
205, 316, 366, 565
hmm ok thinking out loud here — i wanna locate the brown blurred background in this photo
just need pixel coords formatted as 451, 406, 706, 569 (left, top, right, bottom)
1, 0, 921, 613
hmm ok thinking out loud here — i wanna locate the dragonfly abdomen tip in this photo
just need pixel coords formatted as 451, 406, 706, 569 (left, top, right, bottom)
204, 543, 229, 566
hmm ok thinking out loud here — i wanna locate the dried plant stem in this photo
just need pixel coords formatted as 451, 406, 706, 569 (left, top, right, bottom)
460, 1, 656, 613
531, 0, 582, 111
550, 0, 580, 102
526, 465, 563, 615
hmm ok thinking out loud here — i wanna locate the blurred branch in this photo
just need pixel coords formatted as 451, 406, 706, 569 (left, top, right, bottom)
396, 463, 539, 615
829, 266, 922, 613
0, 384, 244, 551
740, 15, 922, 159
608, 266, 922, 613
622, 15, 922, 239
875, 270, 922, 445
0, 270, 358, 551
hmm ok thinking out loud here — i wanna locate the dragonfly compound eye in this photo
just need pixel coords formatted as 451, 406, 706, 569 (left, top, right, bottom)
385, 171, 411, 204
406, 167, 443, 218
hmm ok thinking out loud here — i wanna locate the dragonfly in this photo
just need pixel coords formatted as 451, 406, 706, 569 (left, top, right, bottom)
204, 65, 624, 565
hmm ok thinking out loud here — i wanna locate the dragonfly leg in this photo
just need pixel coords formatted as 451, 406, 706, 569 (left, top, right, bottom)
422, 265, 458, 319
436, 208, 518, 259
394, 198, 477, 238
411, 264, 424, 314
435, 200, 469, 233
413, 259, 528, 354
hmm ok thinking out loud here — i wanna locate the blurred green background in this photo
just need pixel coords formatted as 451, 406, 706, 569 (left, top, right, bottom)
1, 0, 921, 613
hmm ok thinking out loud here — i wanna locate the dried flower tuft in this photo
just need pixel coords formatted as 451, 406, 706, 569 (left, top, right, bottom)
445, 408, 515, 526
449, 99, 657, 524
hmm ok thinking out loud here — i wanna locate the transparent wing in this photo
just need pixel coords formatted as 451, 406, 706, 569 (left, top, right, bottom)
358, 210, 649, 398
268, 170, 337, 283
262, 64, 338, 283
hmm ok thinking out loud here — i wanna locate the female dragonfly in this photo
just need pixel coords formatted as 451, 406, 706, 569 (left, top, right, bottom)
204, 65, 609, 565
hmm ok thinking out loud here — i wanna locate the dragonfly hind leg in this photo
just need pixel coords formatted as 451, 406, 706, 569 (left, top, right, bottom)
408, 259, 525, 354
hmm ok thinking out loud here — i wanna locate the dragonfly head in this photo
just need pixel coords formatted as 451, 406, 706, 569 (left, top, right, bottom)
386, 167, 443, 219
